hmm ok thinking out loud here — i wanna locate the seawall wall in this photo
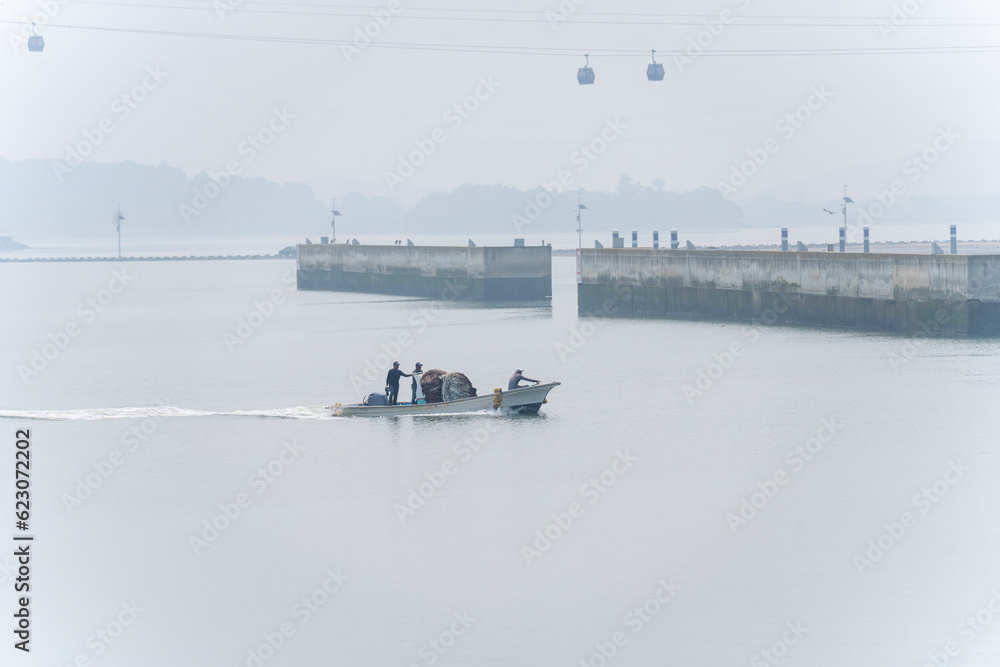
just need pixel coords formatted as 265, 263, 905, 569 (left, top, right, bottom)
297, 244, 552, 300
578, 249, 1000, 336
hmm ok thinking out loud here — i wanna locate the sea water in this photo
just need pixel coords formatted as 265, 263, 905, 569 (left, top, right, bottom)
1, 255, 999, 666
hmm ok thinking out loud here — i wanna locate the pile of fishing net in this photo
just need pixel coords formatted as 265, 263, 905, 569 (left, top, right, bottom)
420, 369, 478, 403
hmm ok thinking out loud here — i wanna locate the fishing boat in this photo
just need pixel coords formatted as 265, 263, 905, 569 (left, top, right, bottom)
330, 382, 560, 417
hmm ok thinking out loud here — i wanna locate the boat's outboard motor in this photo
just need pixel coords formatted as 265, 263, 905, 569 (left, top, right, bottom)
363, 393, 389, 406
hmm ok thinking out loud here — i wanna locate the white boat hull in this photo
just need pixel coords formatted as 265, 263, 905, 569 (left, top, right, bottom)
331, 382, 560, 417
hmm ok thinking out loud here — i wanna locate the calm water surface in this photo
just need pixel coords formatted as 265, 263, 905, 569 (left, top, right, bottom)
1, 255, 999, 667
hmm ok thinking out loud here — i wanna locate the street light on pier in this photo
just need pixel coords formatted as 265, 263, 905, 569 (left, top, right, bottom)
823, 186, 853, 252
114, 205, 125, 259
330, 199, 342, 243
576, 190, 587, 284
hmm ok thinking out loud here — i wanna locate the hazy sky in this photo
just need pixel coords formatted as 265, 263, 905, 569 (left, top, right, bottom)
2, 0, 999, 205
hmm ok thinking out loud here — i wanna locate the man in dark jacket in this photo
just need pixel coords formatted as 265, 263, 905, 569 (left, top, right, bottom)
385, 362, 411, 405
508, 368, 540, 390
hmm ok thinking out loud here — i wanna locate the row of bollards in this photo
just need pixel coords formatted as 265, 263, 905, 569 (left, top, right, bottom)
609, 228, 685, 250
601, 226, 960, 255
780, 226, 959, 254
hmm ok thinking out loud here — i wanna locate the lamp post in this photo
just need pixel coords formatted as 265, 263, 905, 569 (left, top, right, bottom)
576, 190, 587, 284
114, 205, 125, 259
823, 186, 853, 252
841, 185, 854, 252
330, 199, 342, 243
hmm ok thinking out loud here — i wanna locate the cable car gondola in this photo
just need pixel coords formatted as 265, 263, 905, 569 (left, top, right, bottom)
647, 50, 664, 81
27, 23, 44, 52
577, 53, 595, 85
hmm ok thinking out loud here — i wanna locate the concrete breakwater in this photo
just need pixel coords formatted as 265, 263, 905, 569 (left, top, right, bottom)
578, 249, 1000, 336
297, 244, 552, 300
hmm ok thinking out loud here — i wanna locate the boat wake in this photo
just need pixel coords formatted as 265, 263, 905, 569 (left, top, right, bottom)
0, 405, 333, 421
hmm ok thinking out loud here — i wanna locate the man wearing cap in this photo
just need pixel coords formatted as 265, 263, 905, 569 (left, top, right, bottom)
385, 362, 411, 405
411, 362, 425, 404
508, 368, 540, 390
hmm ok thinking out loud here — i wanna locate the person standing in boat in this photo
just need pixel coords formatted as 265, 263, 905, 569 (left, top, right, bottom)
411, 362, 425, 404
508, 368, 540, 390
385, 362, 411, 405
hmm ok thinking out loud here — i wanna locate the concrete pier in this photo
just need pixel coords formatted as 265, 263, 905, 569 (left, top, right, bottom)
577, 248, 1000, 336
297, 244, 552, 300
